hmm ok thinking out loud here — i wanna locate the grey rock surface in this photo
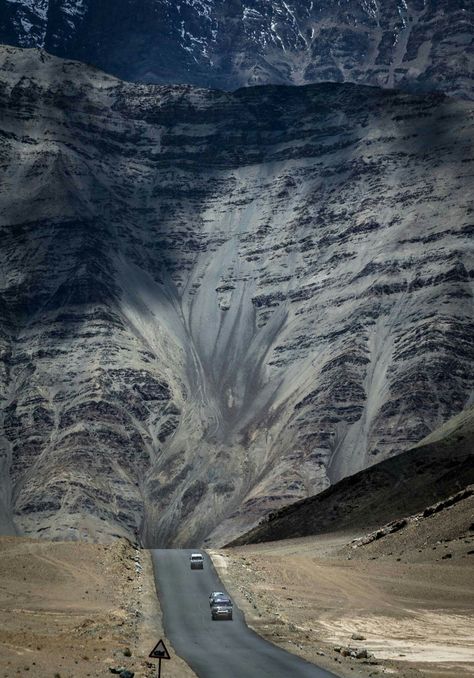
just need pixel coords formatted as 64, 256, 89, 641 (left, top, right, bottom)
0, 1, 472, 99
0, 45, 473, 546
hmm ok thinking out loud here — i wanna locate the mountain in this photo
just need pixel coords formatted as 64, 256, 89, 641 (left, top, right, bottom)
0, 1, 472, 98
227, 406, 474, 546
0, 45, 473, 546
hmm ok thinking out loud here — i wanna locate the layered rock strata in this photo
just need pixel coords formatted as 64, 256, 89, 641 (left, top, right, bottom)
0, 45, 473, 545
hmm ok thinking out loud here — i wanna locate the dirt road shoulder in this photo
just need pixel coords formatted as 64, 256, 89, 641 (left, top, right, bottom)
0, 537, 195, 678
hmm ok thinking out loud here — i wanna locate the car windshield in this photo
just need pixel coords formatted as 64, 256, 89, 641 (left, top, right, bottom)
215, 599, 231, 606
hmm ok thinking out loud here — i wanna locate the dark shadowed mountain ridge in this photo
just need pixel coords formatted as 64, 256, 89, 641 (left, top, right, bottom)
227, 406, 474, 546
0, 0, 472, 98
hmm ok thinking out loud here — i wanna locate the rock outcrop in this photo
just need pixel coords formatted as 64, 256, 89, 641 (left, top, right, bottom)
0, 45, 473, 545
0, 1, 473, 99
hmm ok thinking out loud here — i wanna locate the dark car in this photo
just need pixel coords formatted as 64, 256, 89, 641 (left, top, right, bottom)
211, 595, 233, 621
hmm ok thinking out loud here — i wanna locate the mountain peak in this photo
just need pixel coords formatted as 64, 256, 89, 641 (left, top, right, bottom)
1, 1, 472, 98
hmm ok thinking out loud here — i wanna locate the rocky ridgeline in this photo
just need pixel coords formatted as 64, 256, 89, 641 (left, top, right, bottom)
350, 486, 474, 549
0, 1, 472, 99
0, 45, 473, 545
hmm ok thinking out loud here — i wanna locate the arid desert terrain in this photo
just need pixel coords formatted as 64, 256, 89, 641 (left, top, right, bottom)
1, 496, 472, 678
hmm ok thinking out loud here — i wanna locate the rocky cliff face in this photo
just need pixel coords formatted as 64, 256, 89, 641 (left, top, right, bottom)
0, 45, 473, 546
0, 0, 472, 98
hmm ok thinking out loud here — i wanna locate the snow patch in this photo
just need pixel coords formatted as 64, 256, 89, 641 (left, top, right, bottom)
5, 0, 49, 46
5, 0, 48, 22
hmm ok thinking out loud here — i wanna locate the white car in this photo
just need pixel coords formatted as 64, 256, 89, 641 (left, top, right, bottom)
190, 553, 204, 569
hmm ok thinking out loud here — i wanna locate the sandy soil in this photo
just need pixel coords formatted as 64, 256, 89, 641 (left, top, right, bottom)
213, 501, 474, 678
0, 537, 195, 678
1, 495, 472, 677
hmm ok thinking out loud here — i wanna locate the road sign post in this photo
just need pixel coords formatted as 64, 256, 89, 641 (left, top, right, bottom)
149, 639, 171, 677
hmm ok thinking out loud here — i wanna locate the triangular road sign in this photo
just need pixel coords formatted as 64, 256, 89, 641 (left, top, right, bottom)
149, 639, 171, 660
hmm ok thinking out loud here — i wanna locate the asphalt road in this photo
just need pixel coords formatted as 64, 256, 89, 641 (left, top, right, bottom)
151, 549, 338, 678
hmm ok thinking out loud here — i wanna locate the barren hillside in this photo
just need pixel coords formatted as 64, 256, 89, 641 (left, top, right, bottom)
0, 45, 473, 546
228, 407, 474, 546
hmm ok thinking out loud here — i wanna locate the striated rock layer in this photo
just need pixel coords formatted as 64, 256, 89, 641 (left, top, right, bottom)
0, 0, 473, 99
0, 45, 473, 546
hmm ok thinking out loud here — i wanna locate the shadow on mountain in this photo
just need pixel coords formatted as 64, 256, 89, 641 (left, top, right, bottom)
227, 406, 474, 546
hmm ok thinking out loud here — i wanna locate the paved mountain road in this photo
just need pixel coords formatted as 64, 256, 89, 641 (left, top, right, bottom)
151, 549, 338, 678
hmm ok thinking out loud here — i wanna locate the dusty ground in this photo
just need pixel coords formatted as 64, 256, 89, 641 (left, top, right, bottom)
0, 537, 195, 678
213, 496, 474, 678
1, 493, 472, 678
